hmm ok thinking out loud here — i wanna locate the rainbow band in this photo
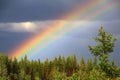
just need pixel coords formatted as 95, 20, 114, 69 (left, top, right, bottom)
9, 0, 118, 60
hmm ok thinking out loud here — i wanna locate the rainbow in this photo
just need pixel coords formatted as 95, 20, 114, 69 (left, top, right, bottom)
9, 0, 118, 60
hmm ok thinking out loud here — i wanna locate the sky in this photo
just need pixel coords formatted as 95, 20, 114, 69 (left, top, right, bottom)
0, 0, 120, 65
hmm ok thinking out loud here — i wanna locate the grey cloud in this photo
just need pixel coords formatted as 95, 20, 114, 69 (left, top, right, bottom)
0, 20, 63, 32
0, 0, 76, 22
0, 31, 33, 54
0, 0, 119, 22
0, 20, 120, 65
0, 0, 10, 10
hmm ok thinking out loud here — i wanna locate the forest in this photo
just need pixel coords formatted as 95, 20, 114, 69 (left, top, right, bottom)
0, 27, 120, 80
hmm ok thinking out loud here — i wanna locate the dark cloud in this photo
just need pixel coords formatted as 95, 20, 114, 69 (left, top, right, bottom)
0, 21, 120, 65
0, 0, 75, 22
0, 0, 119, 22
0, 0, 10, 10
0, 0, 119, 65
0, 31, 33, 54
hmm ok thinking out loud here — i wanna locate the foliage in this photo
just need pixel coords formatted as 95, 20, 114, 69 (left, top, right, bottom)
0, 27, 120, 80
86, 67, 106, 80
0, 53, 120, 80
89, 27, 120, 78
89, 27, 117, 57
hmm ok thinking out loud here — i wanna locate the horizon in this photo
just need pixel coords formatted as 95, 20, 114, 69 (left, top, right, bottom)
0, 0, 120, 65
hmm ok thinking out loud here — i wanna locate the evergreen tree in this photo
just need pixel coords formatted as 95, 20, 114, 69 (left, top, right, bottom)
66, 56, 72, 76
37, 59, 42, 80
88, 27, 119, 78
79, 56, 85, 71
0, 26, 120, 80
86, 59, 93, 72
71, 54, 77, 73
89, 27, 117, 57
44, 59, 49, 80
0, 53, 8, 80
61, 56, 66, 72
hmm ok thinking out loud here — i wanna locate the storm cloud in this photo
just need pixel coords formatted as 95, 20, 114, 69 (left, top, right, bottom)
0, 0, 120, 65
0, 0, 119, 22
0, 0, 80, 22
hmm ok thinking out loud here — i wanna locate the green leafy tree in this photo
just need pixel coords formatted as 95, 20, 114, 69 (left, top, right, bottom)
86, 59, 93, 72
0, 53, 8, 80
89, 27, 117, 57
86, 68, 106, 80
79, 56, 85, 71
71, 54, 77, 73
70, 73, 79, 80
49, 68, 66, 80
66, 56, 71, 76
43, 59, 49, 80
37, 59, 42, 80
88, 27, 119, 78
61, 56, 66, 72
89, 27, 116, 57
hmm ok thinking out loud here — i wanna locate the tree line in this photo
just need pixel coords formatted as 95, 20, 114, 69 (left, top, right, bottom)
0, 27, 120, 80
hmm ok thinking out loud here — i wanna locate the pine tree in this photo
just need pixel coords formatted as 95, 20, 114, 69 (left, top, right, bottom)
88, 27, 117, 58
37, 59, 42, 80
66, 56, 72, 76
79, 56, 85, 71
88, 27, 119, 78
71, 54, 77, 73
61, 56, 66, 73
78, 57, 86, 80
0, 53, 8, 80
44, 59, 49, 80
86, 59, 93, 72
